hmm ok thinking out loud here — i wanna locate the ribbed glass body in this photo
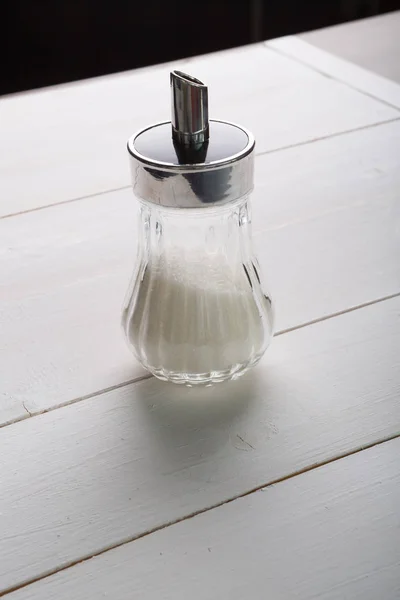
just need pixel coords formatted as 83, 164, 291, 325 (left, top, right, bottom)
122, 198, 274, 384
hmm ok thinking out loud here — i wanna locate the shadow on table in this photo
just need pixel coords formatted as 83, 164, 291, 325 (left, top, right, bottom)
132, 370, 262, 465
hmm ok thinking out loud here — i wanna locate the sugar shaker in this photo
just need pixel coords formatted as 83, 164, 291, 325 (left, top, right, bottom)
122, 71, 274, 384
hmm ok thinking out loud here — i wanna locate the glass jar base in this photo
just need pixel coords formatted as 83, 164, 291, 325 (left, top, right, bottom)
146, 353, 264, 386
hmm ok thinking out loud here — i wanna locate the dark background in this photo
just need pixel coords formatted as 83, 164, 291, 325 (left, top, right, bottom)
2, 0, 400, 96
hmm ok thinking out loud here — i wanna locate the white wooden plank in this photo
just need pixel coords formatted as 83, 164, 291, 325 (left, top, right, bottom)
1, 120, 399, 425
268, 35, 400, 109
0, 194, 144, 426
10, 438, 399, 600
0, 44, 397, 217
253, 119, 400, 331
0, 297, 400, 593
301, 11, 400, 83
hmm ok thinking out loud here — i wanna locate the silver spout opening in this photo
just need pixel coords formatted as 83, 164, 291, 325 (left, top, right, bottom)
171, 70, 209, 148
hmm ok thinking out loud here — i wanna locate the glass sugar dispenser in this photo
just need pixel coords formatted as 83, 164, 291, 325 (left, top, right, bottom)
122, 71, 274, 385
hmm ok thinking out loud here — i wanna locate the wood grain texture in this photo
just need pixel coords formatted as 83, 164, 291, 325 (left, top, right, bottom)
1, 120, 399, 425
5, 434, 400, 599
0, 44, 397, 217
1, 297, 400, 593
268, 35, 400, 109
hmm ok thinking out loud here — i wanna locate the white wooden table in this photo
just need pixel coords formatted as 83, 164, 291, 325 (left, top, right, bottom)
1, 14, 400, 599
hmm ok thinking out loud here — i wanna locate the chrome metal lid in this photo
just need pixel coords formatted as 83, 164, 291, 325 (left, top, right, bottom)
127, 71, 255, 208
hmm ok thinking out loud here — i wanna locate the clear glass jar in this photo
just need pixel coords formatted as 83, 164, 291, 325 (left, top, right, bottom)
122, 197, 274, 385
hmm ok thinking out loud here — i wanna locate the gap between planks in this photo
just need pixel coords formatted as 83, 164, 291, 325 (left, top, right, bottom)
0, 116, 399, 223
1, 431, 398, 599
3, 290, 400, 430
265, 41, 400, 112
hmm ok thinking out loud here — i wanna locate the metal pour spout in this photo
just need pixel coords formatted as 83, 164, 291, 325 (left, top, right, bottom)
170, 70, 209, 150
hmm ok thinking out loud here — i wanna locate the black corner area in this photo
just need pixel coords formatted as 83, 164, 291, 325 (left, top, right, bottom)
1, 0, 400, 96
